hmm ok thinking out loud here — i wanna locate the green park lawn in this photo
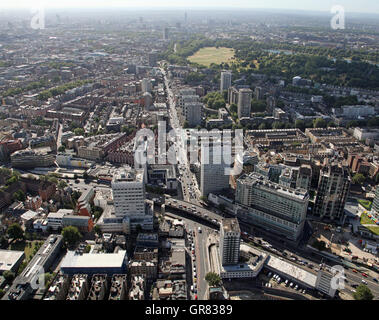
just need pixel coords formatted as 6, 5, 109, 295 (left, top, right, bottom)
188, 47, 235, 67
366, 226, 379, 236
357, 199, 372, 210
360, 212, 376, 225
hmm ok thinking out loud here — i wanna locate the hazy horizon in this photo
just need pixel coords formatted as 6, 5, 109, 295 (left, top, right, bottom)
1, 1, 379, 15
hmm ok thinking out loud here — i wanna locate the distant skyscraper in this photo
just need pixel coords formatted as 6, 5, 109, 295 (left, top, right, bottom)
220, 70, 232, 93
254, 86, 264, 100
313, 164, 351, 221
163, 27, 169, 40
184, 11, 188, 24
220, 218, 241, 266
237, 88, 252, 119
148, 51, 158, 67
141, 78, 152, 93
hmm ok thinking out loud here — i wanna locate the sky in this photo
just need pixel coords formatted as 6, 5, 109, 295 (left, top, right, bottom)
0, 0, 378, 14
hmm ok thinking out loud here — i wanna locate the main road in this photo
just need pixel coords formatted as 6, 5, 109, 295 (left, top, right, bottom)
162, 68, 201, 205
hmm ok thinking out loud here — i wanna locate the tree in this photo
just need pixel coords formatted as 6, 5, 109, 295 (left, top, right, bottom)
353, 284, 373, 300
12, 190, 26, 202
295, 119, 306, 131
258, 123, 266, 130
58, 145, 66, 152
93, 225, 102, 237
200, 196, 208, 203
0, 289, 4, 299
313, 118, 327, 128
61, 226, 82, 248
74, 128, 85, 136
229, 103, 237, 113
352, 173, 365, 185
57, 180, 68, 190
7, 223, 24, 241
0, 236, 7, 249
205, 272, 222, 287
3, 270, 15, 283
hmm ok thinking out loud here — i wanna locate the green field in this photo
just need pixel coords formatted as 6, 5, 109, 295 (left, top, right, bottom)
367, 226, 379, 236
360, 212, 376, 225
188, 47, 235, 67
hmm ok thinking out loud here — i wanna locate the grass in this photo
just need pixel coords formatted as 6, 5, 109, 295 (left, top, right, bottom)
10, 240, 43, 262
366, 226, 379, 236
188, 47, 235, 67
357, 199, 372, 210
360, 212, 376, 225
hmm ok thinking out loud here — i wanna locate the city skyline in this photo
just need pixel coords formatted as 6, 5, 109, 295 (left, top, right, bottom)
1, 0, 379, 15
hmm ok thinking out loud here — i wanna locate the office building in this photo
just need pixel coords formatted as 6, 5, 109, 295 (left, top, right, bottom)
3, 235, 63, 300
60, 250, 128, 276
112, 169, 146, 218
200, 141, 230, 197
163, 27, 169, 40
184, 102, 203, 127
235, 172, 309, 241
0, 250, 25, 274
148, 51, 158, 67
313, 164, 351, 222
141, 78, 152, 93
220, 70, 232, 93
373, 187, 379, 215
237, 88, 252, 119
11, 149, 55, 169
220, 219, 241, 266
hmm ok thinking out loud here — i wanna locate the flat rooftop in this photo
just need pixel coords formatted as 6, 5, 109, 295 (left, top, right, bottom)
266, 255, 317, 288
60, 250, 127, 269
238, 172, 309, 201
222, 218, 240, 233
0, 250, 25, 272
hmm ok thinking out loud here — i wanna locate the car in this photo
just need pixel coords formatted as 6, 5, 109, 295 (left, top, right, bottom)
268, 272, 272, 277
285, 280, 289, 285
289, 283, 294, 287
352, 269, 358, 273
362, 279, 368, 285
373, 278, 378, 283
361, 273, 368, 278
351, 283, 358, 288
294, 285, 299, 290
